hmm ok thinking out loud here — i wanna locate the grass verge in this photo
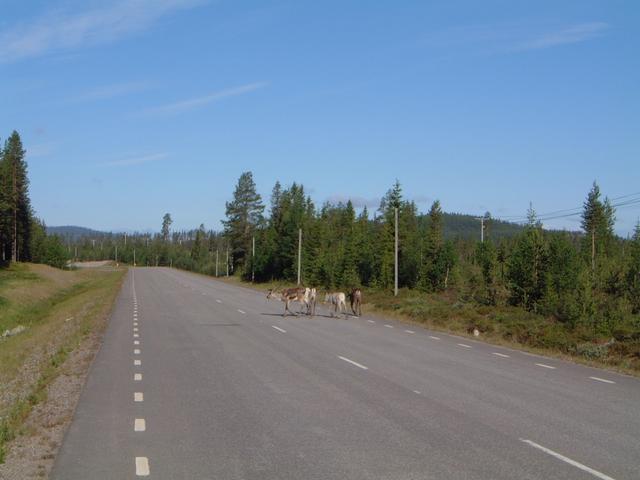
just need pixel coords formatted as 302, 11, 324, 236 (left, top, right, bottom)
0, 263, 125, 463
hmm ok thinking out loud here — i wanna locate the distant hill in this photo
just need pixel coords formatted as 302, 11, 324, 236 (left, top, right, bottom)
441, 213, 525, 240
48, 214, 527, 243
46, 225, 109, 240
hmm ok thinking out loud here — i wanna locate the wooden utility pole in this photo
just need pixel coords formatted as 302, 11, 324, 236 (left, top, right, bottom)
591, 230, 595, 271
252, 236, 255, 283
226, 246, 229, 277
297, 228, 302, 286
215, 249, 219, 277
394, 208, 398, 297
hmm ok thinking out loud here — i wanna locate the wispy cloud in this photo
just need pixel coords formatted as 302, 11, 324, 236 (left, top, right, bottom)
0, 0, 206, 63
517, 22, 609, 51
140, 82, 268, 116
70, 82, 150, 102
102, 152, 169, 167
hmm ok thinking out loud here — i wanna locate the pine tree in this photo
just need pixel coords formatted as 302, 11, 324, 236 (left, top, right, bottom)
222, 172, 265, 275
161, 213, 172, 242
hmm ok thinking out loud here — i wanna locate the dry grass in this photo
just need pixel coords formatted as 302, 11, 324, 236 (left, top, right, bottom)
0, 263, 125, 463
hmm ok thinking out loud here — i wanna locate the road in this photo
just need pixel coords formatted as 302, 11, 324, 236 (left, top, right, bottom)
51, 267, 640, 479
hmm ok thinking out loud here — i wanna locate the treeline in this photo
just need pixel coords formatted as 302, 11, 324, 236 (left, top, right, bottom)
0, 131, 68, 268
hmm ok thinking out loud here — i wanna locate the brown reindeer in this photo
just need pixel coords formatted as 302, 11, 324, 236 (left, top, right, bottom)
267, 287, 308, 317
348, 288, 362, 316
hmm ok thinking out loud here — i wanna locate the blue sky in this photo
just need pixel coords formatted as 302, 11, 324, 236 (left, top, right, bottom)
1, 0, 638, 235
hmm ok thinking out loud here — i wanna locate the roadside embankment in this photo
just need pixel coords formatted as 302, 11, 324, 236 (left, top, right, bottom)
0, 262, 125, 478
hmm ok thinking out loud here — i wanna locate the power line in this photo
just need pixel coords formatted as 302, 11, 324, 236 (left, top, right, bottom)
495, 192, 640, 224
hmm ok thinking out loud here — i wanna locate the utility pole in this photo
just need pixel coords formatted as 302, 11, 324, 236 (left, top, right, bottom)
252, 236, 255, 283
591, 230, 595, 271
133, 248, 136, 266
74, 246, 78, 262
475, 216, 485, 243
297, 228, 302, 286
394, 208, 398, 297
226, 246, 229, 277
115, 245, 118, 265
124, 232, 127, 246
216, 249, 219, 277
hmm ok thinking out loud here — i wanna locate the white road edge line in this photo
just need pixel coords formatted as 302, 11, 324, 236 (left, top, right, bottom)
457, 343, 472, 348
519, 439, 616, 480
590, 376, 615, 384
134, 418, 146, 432
271, 325, 287, 333
429, 336, 440, 340
238, 309, 246, 314
338, 356, 368, 370
135, 456, 150, 476
535, 363, 556, 369
493, 352, 510, 358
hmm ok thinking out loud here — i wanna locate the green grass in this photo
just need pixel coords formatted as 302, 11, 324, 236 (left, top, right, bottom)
0, 263, 125, 463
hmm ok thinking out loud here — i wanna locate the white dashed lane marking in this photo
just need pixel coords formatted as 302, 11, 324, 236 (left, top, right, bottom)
216, 299, 222, 303
134, 333, 139, 338
134, 418, 146, 432
135, 457, 150, 476
404, 330, 415, 334
338, 356, 368, 370
429, 336, 440, 340
134, 360, 141, 366
457, 343, 472, 348
134, 373, 142, 381
238, 309, 246, 314
134, 349, 141, 355
367, 320, 375, 324
271, 325, 287, 333
413, 390, 421, 394
520, 439, 616, 480
134, 392, 144, 402
535, 363, 556, 370
134, 340, 140, 345
384, 324, 394, 329
590, 376, 615, 384
493, 352, 510, 358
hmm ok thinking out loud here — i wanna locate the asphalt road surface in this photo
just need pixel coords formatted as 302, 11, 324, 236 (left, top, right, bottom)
51, 268, 640, 479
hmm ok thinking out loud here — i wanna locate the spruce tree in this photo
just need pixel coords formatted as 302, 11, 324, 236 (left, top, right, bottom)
581, 181, 615, 269
1, 132, 31, 262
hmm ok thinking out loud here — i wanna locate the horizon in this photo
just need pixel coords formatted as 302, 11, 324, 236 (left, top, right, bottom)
2, 1, 638, 235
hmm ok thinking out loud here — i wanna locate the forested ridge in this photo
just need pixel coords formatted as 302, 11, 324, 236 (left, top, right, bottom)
2, 136, 639, 371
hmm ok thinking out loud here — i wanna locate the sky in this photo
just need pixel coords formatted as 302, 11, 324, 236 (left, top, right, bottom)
1, 0, 639, 235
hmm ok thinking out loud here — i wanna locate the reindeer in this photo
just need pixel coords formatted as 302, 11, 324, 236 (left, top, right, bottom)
324, 291, 347, 318
267, 287, 308, 317
304, 287, 317, 316
348, 288, 362, 316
